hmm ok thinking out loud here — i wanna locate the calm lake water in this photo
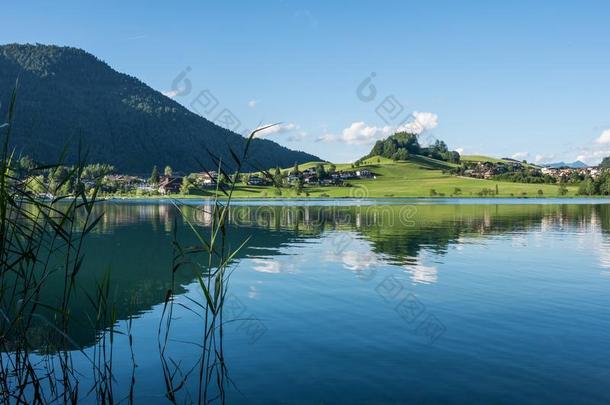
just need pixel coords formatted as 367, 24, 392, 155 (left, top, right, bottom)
27, 200, 610, 403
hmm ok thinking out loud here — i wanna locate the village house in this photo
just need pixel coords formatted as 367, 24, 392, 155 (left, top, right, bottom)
247, 176, 268, 186
287, 174, 301, 184
303, 175, 318, 184
158, 176, 183, 195
541, 166, 602, 181
356, 169, 374, 178
192, 171, 217, 187
105, 174, 143, 183
339, 171, 357, 180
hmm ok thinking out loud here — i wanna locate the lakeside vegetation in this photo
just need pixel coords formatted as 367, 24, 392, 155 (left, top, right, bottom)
0, 91, 266, 402
18, 153, 606, 199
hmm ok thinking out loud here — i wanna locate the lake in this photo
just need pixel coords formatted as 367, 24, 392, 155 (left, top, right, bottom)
15, 200, 610, 403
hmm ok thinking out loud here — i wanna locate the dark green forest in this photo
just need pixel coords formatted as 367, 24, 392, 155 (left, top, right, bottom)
0, 44, 320, 173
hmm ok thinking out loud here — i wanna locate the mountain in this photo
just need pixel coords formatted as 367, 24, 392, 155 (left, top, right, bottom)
0, 44, 320, 173
542, 161, 588, 169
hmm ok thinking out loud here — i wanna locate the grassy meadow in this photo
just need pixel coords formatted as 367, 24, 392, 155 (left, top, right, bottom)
131, 155, 582, 199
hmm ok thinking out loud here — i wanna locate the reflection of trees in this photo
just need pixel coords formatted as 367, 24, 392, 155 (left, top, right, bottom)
18, 202, 610, 351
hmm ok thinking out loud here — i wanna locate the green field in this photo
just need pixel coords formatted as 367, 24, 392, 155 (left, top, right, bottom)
461, 155, 510, 164
461, 155, 539, 169
161, 155, 581, 199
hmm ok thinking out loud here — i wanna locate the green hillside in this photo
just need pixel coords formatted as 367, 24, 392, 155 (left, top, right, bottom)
188, 154, 579, 198
461, 155, 540, 169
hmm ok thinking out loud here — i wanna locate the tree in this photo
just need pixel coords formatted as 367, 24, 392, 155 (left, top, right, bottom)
315, 163, 326, 179
600, 174, 610, 195
82, 163, 115, 181
180, 177, 192, 195
294, 178, 304, 195
292, 162, 300, 176
164, 165, 173, 176
431, 140, 448, 154
392, 149, 409, 161
579, 178, 596, 195
329, 164, 336, 174
600, 156, 610, 168
48, 166, 72, 195
218, 173, 228, 186
558, 183, 569, 196
231, 171, 242, 184
17, 156, 36, 177
442, 151, 461, 164
150, 166, 160, 185
24, 175, 46, 194
273, 166, 283, 186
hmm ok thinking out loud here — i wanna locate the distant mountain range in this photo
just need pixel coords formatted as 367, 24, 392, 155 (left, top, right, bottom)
541, 161, 588, 169
0, 44, 320, 173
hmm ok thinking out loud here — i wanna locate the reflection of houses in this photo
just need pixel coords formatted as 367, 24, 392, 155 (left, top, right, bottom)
158, 176, 183, 195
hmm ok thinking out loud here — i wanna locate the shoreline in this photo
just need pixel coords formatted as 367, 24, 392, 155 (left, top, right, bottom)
96, 196, 610, 205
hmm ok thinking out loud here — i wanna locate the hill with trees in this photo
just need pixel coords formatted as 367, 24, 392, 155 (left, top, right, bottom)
0, 43, 320, 173
364, 132, 461, 163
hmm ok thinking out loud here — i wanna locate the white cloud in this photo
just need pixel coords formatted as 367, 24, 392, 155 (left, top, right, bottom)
396, 112, 439, 135
286, 132, 308, 142
455, 147, 465, 155
248, 99, 258, 108
316, 132, 337, 143
252, 258, 281, 273
534, 153, 556, 164
162, 90, 179, 98
253, 123, 308, 142
342, 122, 393, 144
512, 151, 530, 160
575, 148, 610, 165
596, 129, 610, 144
407, 263, 438, 284
255, 123, 299, 137
317, 121, 393, 145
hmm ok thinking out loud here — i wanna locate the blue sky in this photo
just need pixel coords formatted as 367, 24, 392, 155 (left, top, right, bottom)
4, 0, 610, 164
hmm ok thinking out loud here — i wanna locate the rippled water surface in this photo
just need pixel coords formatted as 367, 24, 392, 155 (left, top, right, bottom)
24, 201, 610, 403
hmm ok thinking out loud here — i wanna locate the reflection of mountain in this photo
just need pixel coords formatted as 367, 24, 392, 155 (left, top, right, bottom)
14, 202, 610, 351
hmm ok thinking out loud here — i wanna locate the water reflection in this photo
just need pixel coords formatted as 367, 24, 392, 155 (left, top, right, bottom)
12, 202, 610, 350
